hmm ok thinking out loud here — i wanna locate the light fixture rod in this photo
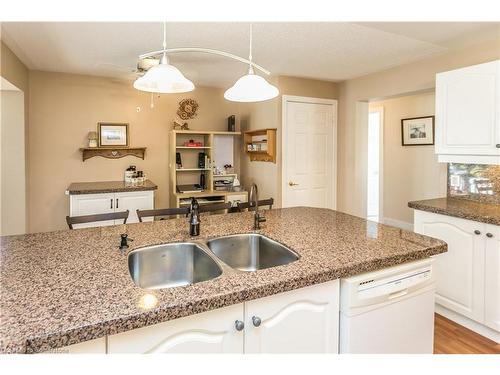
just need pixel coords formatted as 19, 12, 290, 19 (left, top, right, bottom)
138, 47, 271, 75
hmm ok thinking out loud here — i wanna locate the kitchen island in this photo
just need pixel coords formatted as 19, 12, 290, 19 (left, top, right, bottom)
0, 207, 446, 353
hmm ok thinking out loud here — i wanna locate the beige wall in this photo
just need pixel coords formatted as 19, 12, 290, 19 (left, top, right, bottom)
239, 76, 339, 205
370, 92, 447, 225
337, 38, 500, 218
28, 71, 239, 233
0, 40, 29, 233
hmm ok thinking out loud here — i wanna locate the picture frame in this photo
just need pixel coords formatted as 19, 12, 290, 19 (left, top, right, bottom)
97, 122, 129, 148
401, 116, 435, 146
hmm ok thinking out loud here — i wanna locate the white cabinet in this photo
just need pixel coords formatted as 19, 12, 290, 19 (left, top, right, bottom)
69, 193, 116, 228
435, 59, 500, 164
484, 223, 500, 332
114, 191, 154, 223
244, 280, 339, 353
414, 210, 500, 337
107, 280, 340, 354
414, 211, 485, 321
108, 304, 244, 353
69, 190, 154, 228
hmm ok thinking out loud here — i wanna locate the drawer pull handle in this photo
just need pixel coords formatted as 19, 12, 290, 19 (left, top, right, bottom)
486, 233, 493, 238
474, 230, 481, 235
110, 199, 113, 209
116, 198, 119, 209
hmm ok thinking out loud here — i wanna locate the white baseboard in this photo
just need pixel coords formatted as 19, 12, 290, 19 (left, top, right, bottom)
435, 304, 500, 343
382, 217, 414, 231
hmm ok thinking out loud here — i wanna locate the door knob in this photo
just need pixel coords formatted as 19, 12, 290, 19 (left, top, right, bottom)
252, 316, 262, 327
235, 320, 245, 331
288, 181, 299, 186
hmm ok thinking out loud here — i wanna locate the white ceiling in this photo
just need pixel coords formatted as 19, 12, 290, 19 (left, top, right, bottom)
1, 22, 498, 87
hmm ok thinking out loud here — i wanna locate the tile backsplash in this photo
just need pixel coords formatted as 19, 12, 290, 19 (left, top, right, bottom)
448, 163, 500, 204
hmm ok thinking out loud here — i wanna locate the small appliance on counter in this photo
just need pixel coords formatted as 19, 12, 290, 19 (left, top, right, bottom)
124, 165, 146, 185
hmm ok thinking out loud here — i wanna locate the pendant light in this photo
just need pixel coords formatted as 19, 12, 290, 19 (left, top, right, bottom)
224, 25, 279, 102
133, 23, 194, 94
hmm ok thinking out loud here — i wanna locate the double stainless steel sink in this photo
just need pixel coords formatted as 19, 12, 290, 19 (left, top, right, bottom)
128, 234, 299, 290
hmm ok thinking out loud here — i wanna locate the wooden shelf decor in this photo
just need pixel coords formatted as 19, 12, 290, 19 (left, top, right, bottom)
244, 128, 276, 163
80, 147, 146, 162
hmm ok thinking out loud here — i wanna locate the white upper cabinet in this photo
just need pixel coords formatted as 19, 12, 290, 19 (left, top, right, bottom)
435, 59, 500, 164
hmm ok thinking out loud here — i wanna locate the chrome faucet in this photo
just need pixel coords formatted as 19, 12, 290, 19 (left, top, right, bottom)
249, 183, 266, 230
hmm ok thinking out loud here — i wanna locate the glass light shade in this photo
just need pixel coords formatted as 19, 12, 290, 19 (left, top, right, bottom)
133, 63, 195, 93
224, 73, 279, 102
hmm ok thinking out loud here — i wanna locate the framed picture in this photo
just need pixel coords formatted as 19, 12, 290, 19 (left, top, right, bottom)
98, 123, 129, 148
401, 116, 435, 146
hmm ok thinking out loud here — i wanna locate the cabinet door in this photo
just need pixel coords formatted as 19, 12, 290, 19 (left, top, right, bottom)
414, 211, 485, 322
484, 224, 500, 332
114, 191, 154, 223
244, 280, 339, 353
435, 60, 499, 157
69, 193, 115, 228
107, 304, 244, 353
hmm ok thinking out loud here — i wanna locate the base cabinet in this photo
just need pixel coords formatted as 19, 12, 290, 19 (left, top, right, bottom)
244, 280, 339, 353
108, 304, 244, 353
104, 280, 339, 354
69, 191, 154, 228
414, 210, 500, 337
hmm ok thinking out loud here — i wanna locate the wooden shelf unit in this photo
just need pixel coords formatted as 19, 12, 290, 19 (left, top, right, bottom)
80, 147, 146, 162
169, 130, 242, 208
244, 128, 277, 163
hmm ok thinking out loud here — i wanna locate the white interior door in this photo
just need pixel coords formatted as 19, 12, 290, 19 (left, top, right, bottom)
282, 96, 337, 209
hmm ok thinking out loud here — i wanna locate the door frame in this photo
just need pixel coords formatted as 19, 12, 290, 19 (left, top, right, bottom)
367, 105, 384, 222
281, 95, 338, 209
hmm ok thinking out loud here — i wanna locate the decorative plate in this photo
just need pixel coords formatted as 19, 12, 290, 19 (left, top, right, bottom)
177, 98, 199, 120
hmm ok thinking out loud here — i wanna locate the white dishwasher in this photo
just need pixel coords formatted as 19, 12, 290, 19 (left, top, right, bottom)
340, 258, 435, 354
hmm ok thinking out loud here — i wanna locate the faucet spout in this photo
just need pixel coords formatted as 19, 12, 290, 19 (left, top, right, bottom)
189, 197, 201, 236
249, 183, 266, 230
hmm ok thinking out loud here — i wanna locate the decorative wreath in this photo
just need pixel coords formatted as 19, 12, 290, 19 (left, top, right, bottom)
177, 98, 199, 120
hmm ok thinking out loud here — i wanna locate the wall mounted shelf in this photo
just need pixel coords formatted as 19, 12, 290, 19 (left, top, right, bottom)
80, 147, 146, 162
244, 128, 277, 163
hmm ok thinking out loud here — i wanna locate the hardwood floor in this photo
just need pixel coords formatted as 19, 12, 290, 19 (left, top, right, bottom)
434, 314, 500, 354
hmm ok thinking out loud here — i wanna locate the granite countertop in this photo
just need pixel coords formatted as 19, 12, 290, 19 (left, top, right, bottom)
408, 197, 500, 226
67, 180, 157, 195
0, 207, 446, 353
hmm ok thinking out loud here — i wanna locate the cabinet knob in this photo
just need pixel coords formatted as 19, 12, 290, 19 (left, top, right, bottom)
252, 316, 262, 327
474, 230, 481, 235
496, 144, 500, 148
235, 320, 245, 331
486, 233, 494, 238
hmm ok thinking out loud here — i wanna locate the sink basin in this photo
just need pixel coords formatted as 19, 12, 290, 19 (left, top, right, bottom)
128, 243, 222, 289
207, 234, 298, 271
